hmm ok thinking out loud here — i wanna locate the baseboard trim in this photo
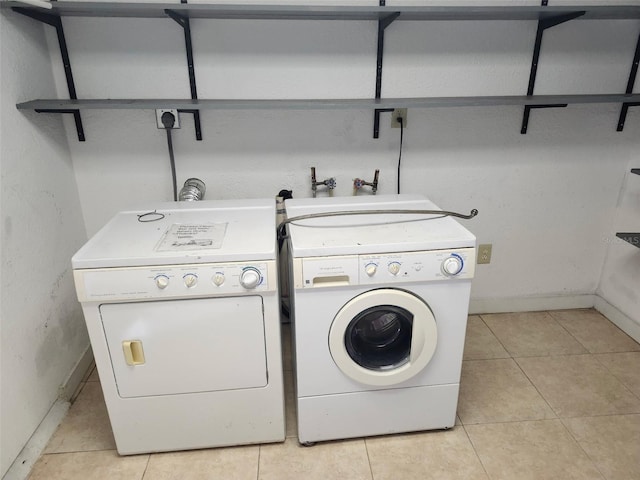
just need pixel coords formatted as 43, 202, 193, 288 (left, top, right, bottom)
59, 345, 93, 402
2, 346, 93, 480
2, 400, 69, 480
594, 295, 640, 343
469, 294, 596, 315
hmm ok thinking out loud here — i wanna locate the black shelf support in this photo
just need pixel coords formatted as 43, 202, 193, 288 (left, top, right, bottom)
165, 1, 202, 140
617, 32, 640, 132
373, 0, 400, 139
12, 6, 85, 141
521, 3, 585, 134
631, 168, 640, 175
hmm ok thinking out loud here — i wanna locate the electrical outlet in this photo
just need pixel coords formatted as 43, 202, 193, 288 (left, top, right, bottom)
477, 244, 492, 264
391, 108, 407, 128
155, 109, 180, 129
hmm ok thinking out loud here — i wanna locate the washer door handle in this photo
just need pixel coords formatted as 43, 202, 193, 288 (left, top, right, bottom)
122, 340, 145, 366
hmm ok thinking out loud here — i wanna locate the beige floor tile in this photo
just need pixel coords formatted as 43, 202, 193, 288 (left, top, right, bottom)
45, 382, 116, 453
458, 359, 555, 424
258, 436, 371, 480
516, 355, 640, 417
595, 352, 640, 397
87, 366, 100, 382
143, 446, 259, 480
465, 420, 603, 480
564, 414, 640, 480
463, 316, 510, 360
366, 428, 488, 480
482, 311, 587, 357
28, 450, 148, 480
549, 309, 640, 353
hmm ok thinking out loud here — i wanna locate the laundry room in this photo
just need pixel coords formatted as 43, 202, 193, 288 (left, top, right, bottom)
1, 0, 639, 479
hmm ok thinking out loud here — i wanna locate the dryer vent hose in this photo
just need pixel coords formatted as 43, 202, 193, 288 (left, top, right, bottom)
179, 178, 206, 201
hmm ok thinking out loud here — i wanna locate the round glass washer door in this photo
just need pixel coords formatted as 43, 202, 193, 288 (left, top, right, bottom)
329, 289, 437, 386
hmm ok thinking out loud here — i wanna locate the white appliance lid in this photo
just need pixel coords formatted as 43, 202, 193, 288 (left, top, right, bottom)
285, 194, 477, 257
72, 199, 276, 269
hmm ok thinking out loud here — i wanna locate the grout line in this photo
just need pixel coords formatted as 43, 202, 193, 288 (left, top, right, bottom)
460, 424, 491, 479
476, 314, 514, 358
591, 353, 640, 402
140, 453, 152, 480
557, 418, 607, 480
363, 438, 375, 480
256, 443, 261, 480
546, 310, 594, 354
511, 355, 559, 419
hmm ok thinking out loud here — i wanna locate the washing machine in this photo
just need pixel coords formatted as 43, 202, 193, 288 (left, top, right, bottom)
285, 194, 476, 444
72, 199, 285, 454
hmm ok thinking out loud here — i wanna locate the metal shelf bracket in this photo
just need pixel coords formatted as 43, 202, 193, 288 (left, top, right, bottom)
373, 0, 400, 139
521, 1, 585, 134
617, 32, 640, 132
165, 1, 202, 140
12, 6, 85, 141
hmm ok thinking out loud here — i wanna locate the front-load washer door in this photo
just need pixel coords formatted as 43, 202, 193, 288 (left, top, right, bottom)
329, 289, 437, 386
100, 296, 267, 398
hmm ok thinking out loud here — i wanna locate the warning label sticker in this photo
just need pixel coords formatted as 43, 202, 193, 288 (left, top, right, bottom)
155, 223, 227, 252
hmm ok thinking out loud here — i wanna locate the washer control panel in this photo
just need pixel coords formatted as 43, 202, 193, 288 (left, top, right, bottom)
75, 261, 273, 302
297, 248, 475, 289
359, 248, 475, 284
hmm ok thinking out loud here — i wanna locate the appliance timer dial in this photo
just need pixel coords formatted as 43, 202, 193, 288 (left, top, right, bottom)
441, 255, 464, 276
240, 267, 262, 289
154, 274, 170, 289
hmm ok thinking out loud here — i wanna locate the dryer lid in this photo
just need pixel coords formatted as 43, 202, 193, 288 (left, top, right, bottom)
72, 199, 276, 269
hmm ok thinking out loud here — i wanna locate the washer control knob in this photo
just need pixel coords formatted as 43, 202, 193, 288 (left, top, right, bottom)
212, 272, 225, 286
154, 274, 170, 289
240, 267, 262, 289
365, 263, 377, 277
388, 262, 401, 276
183, 273, 198, 288
441, 255, 464, 276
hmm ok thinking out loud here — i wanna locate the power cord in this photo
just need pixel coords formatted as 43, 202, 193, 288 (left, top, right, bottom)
396, 115, 404, 194
277, 208, 479, 242
161, 111, 178, 202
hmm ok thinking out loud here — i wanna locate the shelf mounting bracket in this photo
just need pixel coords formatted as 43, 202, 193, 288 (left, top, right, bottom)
521, 2, 585, 134
617, 32, 640, 132
165, 1, 202, 141
12, 6, 85, 141
373, 0, 400, 139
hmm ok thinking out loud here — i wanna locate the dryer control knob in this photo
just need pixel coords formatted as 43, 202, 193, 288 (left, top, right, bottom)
441, 255, 464, 276
154, 274, 170, 289
212, 273, 225, 286
365, 263, 377, 277
240, 267, 262, 289
183, 273, 198, 288
388, 262, 401, 276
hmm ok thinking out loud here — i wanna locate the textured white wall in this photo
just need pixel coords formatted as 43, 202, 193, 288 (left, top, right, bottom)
0, 12, 88, 477
54, 1, 639, 306
598, 162, 640, 328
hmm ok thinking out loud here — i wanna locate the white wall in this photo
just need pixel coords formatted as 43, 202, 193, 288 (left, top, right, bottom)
54, 1, 639, 308
0, 12, 88, 477
598, 162, 640, 333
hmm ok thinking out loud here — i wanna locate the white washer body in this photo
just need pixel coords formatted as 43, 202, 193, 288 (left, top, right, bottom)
286, 195, 476, 444
72, 199, 285, 454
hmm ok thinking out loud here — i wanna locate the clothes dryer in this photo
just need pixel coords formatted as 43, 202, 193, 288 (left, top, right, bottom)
72, 199, 285, 454
285, 194, 476, 444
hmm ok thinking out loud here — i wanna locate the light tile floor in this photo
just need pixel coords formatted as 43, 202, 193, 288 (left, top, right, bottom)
28, 309, 640, 480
